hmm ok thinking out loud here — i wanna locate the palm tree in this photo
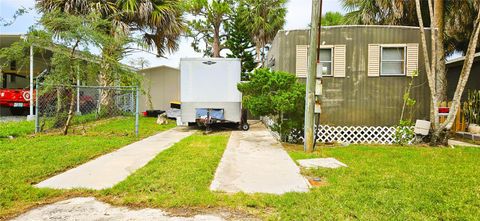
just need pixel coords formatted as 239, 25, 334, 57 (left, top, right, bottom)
36, 0, 185, 110
117, 0, 186, 56
36, 0, 185, 57
240, 0, 287, 64
342, 0, 421, 26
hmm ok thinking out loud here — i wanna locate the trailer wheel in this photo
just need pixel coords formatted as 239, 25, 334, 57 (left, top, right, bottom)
241, 123, 249, 131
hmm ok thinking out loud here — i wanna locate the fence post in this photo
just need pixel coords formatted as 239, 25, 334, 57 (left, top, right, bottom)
76, 79, 81, 115
135, 86, 139, 136
35, 82, 40, 133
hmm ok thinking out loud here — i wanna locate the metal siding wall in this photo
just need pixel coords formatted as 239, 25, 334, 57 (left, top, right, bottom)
447, 62, 480, 101
270, 26, 431, 126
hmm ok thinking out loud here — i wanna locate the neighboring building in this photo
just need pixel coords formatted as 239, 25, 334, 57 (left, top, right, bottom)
138, 65, 180, 112
0, 34, 52, 115
446, 52, 480, 101
0, 34, 51, 89
267, 25, 432, 126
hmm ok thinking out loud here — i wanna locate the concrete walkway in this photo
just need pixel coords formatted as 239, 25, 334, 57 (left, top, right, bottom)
210, 123, 309, 194
12, 197, 224, 221
448, 139, 480, 147
36, 127, 193, 190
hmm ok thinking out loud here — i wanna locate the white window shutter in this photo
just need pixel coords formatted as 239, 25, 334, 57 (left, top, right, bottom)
333, 45, 346, 77
406, 43, 419, 76
296, 45, 308, 78
368, 44, 380, 77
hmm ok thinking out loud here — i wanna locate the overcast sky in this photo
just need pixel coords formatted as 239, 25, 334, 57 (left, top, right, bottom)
0, 0, 344, 68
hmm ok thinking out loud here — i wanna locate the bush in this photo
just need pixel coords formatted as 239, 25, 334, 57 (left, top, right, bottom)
237, 68, 305, 139
394, 120, 415, 145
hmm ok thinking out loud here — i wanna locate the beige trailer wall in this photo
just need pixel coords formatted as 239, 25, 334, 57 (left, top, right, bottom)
138, 66, 180, 112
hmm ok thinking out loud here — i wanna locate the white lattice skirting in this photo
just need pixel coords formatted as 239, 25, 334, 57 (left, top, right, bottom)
291, 125, 404, 144
261, 117, 412, 144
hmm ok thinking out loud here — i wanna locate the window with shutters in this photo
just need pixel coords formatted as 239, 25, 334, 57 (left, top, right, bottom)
380, 47, 406, 76
317, 48, 333, 77
296, 44, 345, 78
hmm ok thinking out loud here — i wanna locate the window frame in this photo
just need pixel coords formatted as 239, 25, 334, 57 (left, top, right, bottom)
380, 45, 406, 76
317, 46, 334, 77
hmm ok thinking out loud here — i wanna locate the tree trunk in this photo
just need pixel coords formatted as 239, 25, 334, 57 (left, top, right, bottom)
98, 46, 119, 116
53, 86, 68, 128
62, 87, 76, 135
415, 0, 437, 125
440, 7, 480, 131
98, 69, 115, 116
213, 24, 221, 57
415, 0, 480, 145
62, 41, 80, 135
255, 39, 261, 62
434, 0, 447, 103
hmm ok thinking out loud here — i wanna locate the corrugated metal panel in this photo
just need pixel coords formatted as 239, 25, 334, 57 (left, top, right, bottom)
368, 44, 380, 77
406, 43, 419, 76
333, 45, 346, 77
295, 45, 308, 77
269, 26, 432, 126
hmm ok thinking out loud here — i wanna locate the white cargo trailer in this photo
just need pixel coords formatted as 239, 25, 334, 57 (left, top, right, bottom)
180, 58, 249, 130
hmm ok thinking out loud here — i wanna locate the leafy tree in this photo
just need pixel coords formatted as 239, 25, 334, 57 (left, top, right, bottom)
342, 0, 425, 26
238, 68, 305, 140
321, 12, 345, 26
36, 0, 185, 57
240, 0, 287, 64
36, 0, 184, 110
186, 0, 232, 57
1, 11, 136, 134
414, 0, 480, 145
225, 4, 257, 80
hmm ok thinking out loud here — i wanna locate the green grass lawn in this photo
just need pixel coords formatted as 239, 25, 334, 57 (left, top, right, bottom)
0, 120, 34, 138
0, 116, 175, 219
0, 113, 126, 138
99, 138, 480, 220
2, 122, 480, 220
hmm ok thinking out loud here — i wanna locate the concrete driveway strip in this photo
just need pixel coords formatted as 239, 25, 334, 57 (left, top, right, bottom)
12, 197, 224, 221
210, 123, 310, 194
36, 127, 193, 190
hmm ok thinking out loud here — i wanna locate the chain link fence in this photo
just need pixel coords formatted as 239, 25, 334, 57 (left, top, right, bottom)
35, 84, 139, 135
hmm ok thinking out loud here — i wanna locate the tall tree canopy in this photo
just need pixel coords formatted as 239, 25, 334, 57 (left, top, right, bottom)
321, 12, 346, 26
186, 0, 232, 57
341, 0, 478, 55
36, 0, 186, 57
342, 0, 422, 26
225, 4, 257, 79
240, 0, 287, 63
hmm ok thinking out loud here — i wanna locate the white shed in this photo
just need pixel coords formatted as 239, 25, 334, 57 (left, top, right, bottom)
138, 65, 180, 112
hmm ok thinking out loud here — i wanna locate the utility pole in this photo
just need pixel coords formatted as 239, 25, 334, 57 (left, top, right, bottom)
304, 0, 322, 152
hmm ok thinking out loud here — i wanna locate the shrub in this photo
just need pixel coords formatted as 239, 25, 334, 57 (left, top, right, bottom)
394, 120, 415, 145
237, 68, 305, 139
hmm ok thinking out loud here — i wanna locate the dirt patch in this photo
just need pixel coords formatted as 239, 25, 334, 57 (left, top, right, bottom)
306, 177, 329, 187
